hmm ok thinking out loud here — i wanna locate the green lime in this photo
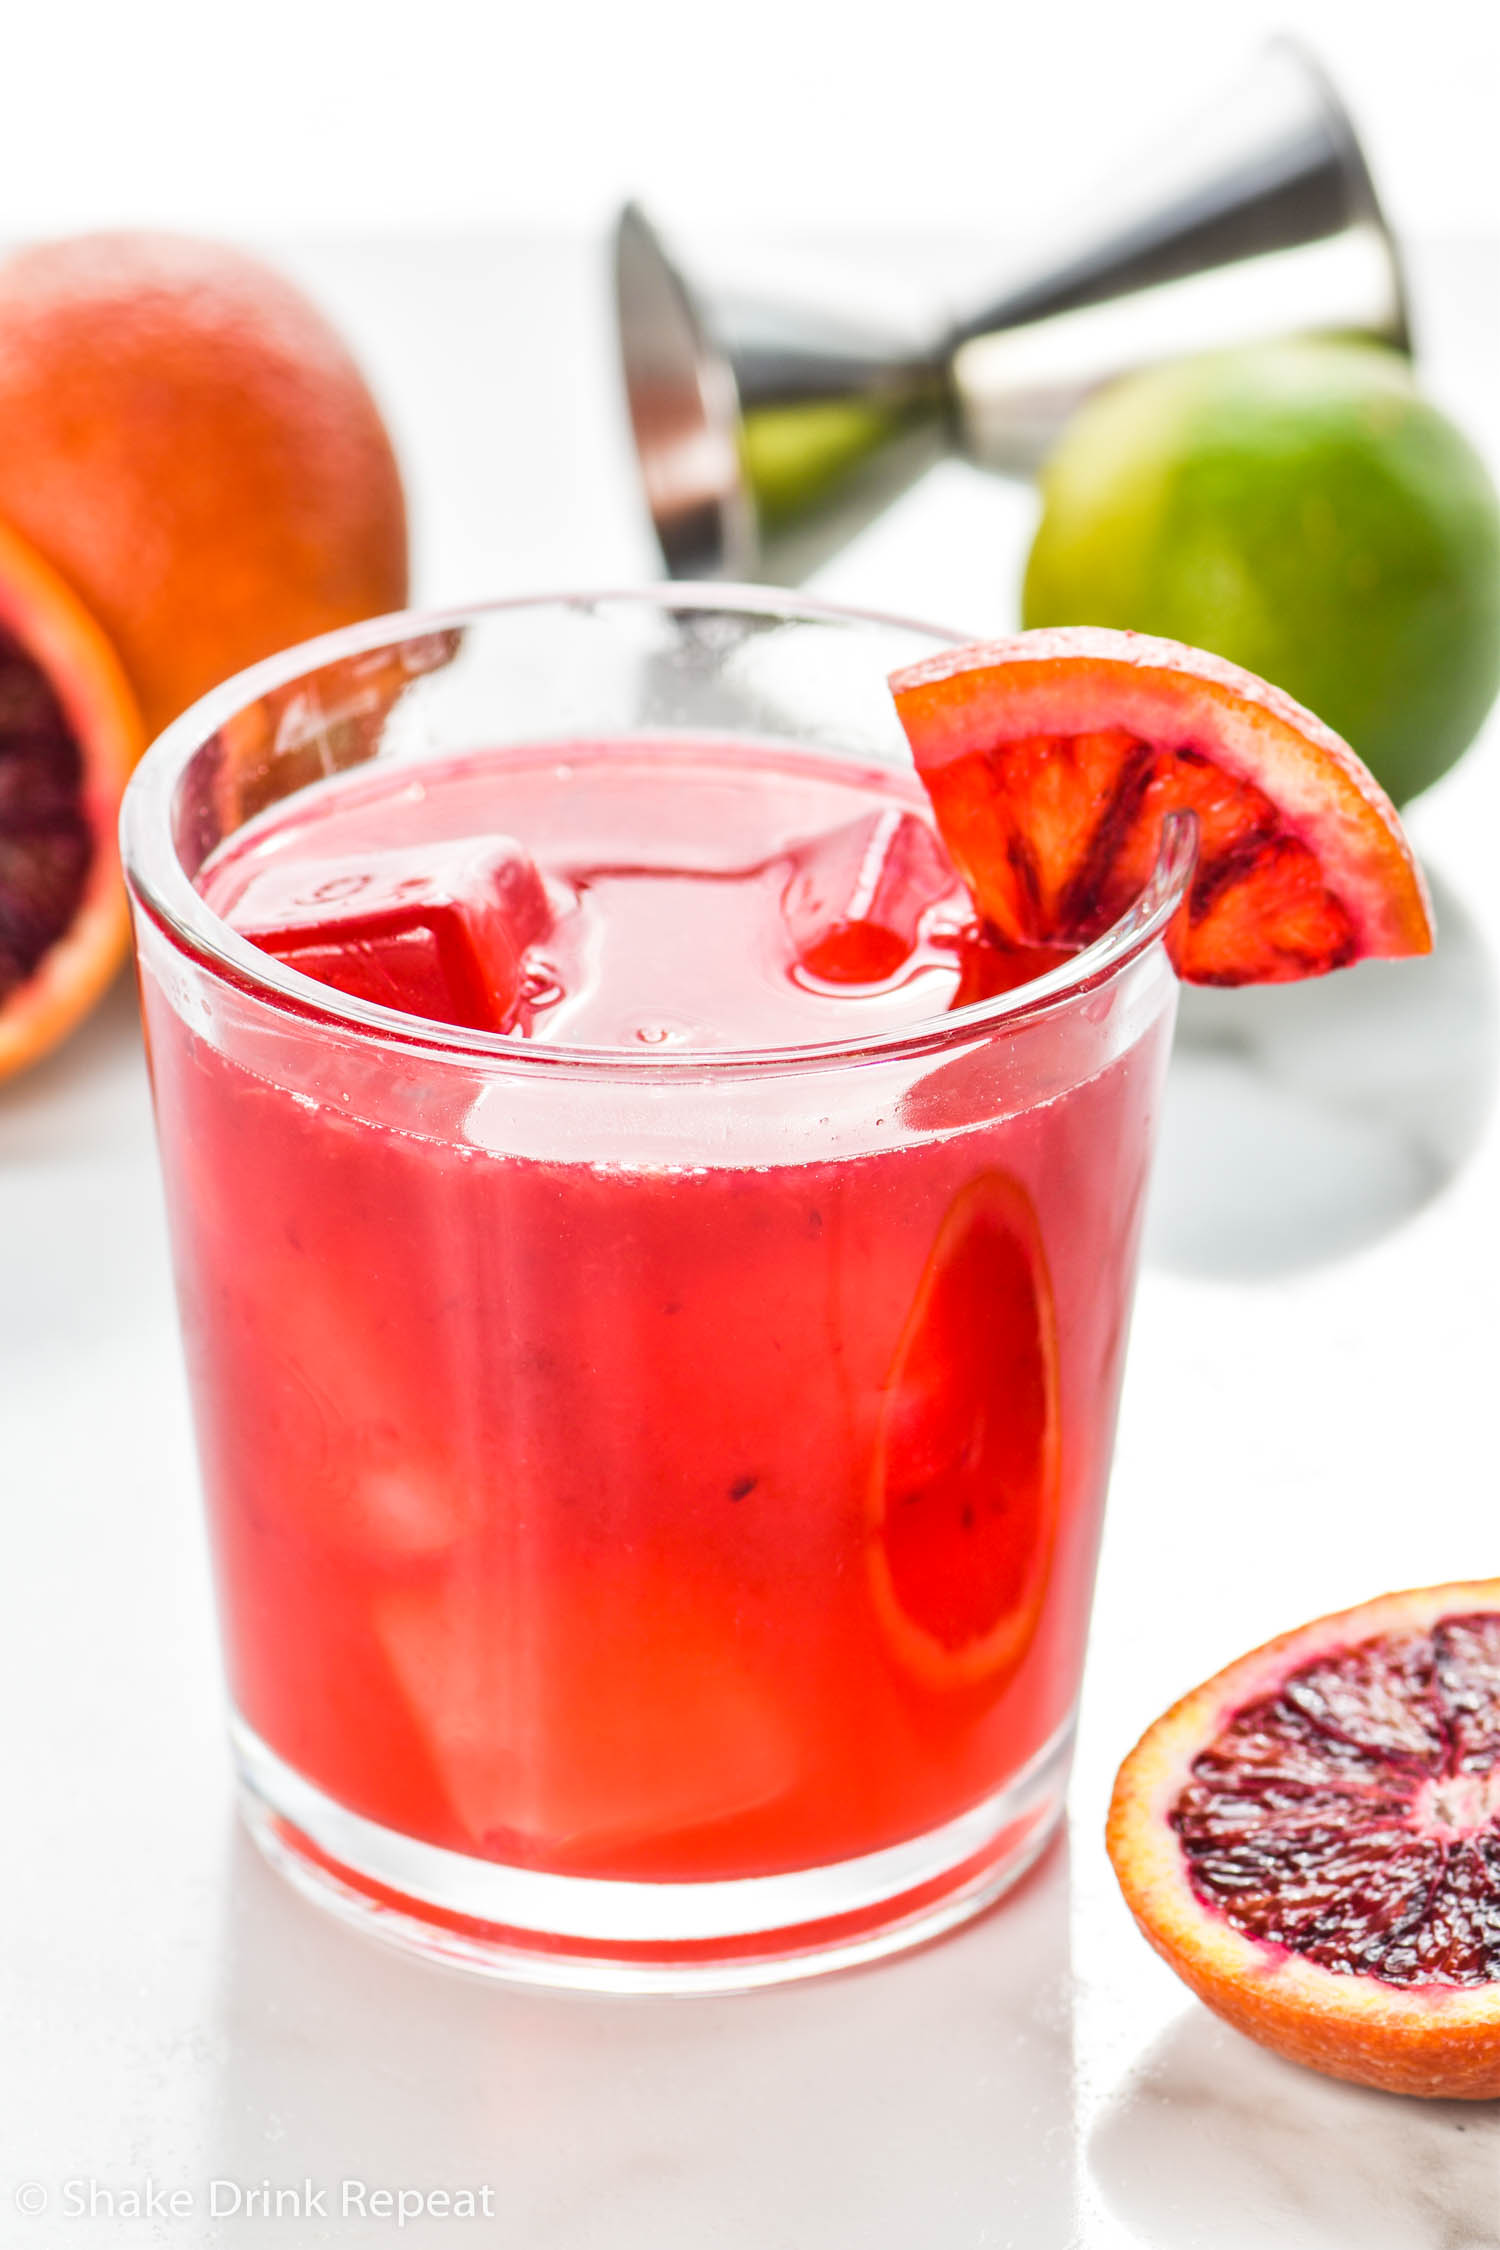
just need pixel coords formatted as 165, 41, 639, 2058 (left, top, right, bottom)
1022, 343, 1500, 805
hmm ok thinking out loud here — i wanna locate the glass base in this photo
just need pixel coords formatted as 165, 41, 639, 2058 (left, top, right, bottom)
233, 1714, 1074, 1993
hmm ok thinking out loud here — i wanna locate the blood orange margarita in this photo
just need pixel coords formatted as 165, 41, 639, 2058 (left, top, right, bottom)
123, 593, 1189, 1987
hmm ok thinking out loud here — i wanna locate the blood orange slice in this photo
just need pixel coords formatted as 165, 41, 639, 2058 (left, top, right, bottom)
1107, 1581, 1500, 2098
869, 1172, 1059, 1689
889, 627, 1434, 984
0, 517, 146, 1080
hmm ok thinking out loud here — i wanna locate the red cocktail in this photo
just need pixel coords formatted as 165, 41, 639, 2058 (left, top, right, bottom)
123, 594, 1189, 1987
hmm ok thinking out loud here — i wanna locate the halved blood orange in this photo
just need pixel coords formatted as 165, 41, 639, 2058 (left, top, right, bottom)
1107, 1581, 1500, 2098
889, 627, 1434, 984
0, 517, 146, 1081
869, 1172, 1059, 1689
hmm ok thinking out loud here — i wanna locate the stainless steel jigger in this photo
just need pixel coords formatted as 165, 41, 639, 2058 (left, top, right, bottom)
615, 41, 1410, 584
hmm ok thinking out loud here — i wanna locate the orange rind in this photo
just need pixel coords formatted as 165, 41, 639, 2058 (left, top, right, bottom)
0, 517, 146, 1081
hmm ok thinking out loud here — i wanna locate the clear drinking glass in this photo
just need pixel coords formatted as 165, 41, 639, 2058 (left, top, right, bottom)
122, 590, 1191, 1991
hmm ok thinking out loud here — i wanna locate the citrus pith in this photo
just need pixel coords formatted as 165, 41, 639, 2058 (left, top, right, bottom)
889, 627, 1433, 984
1107, 1580, 1500, 2099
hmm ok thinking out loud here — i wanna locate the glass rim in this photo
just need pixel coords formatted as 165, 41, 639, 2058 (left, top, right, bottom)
120, 584, 1196, 1080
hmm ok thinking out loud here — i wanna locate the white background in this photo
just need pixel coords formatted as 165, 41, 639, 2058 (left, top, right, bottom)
5, 0, 1498, 241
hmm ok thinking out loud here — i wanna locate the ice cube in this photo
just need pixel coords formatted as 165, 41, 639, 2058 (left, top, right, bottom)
782, 808, 956, 983
377, 1572, 796, 1858
201, 1235, 483, 1560
229, 835, 550, 1030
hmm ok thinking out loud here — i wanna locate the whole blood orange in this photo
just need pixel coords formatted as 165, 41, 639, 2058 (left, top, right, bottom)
0, 232, 407, 740
1107, 1581, 1500, 2098
0, 517, 147, 1079
870, 1172, 1059, 1689
889, 627, 1434, 984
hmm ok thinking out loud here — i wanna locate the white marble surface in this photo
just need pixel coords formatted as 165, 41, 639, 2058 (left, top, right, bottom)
4, 236, 1500, 2246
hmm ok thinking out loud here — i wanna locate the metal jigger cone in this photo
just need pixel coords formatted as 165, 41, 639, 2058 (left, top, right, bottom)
615, 40, 1410, 584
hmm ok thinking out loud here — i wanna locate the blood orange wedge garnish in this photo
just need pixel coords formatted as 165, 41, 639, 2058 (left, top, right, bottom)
0, 516, 146, 1081
869, 1172, 1059, 1689
1107, 1581, 1500, 2098
889, 627, 1434, 984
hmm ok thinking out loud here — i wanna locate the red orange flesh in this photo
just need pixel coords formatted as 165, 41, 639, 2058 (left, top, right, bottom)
868, 1171, 1059, 1688
1107, 1581, 1500, 2099
890, 628, 1434, 984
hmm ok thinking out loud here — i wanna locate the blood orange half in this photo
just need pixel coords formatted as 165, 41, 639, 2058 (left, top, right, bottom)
889, 627, 1434, 984
1107, 1581, 1500, 2098
0, 518, 146, 1081
869, 1172, 1059, 1689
